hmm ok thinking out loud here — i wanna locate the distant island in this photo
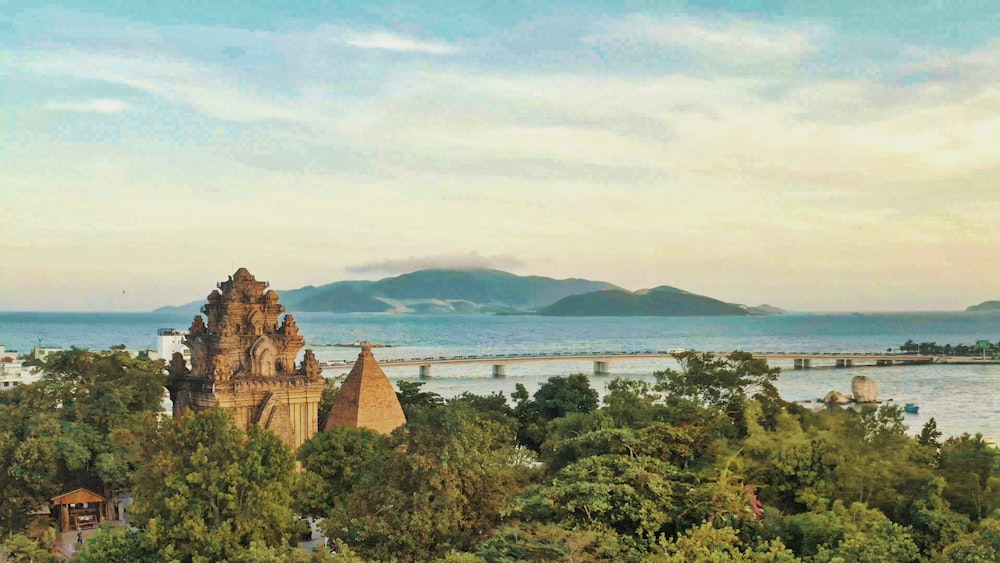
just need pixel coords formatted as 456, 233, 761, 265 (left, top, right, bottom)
155, 268, 781, 317
966, 301, 1000, 312
155, 269, 620, 315
537, 286, 778, 317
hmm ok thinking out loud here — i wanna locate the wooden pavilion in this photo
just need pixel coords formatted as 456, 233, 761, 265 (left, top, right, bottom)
51, 488, 108, 531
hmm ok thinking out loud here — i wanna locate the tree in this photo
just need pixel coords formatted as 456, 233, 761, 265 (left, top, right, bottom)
396, 380, 445, 413
1, 533, 50, 563
654, 351, 783, 436
788, 501, 915, 559
131, 410, 301, 562
75, 527, 157, 562
513, 374, 600, 450
39, 347, 166, 498
939, 434, 1000, 520
511, 453, 683, 553
446, 391, 517, 433
656, 523, 799, 562
0, 348, 164, 537
294, 425, 390, 517
0, 400, 61, 537
324, 404, 531, 561
532, 373, 599, 420
602, 378, 668, 428
919, 418, 944, 450
476, 522, 617, 561
811, 519, 920, 563
941, 515, 1000, 562
317, 378, 339, 431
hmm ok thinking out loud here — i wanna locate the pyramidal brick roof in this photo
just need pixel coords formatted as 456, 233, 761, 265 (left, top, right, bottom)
324, 342, 406, 435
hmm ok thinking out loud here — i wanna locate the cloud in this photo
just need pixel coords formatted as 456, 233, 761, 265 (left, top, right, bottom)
44, 98, 129, 113
341, 31, 457, 54
346, 252, 524, 275
22, 51, 311, 123
588, 13, 818, 64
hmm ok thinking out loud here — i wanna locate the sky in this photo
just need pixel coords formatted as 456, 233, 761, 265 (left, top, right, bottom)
2, 1, 1000, 312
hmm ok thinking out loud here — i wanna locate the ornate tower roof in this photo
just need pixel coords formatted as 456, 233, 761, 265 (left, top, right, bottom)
324, 342, 406, 435
171, 267, 320, 382
165, 268, 325, 450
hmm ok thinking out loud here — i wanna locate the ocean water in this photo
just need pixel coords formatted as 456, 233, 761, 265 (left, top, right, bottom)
2, 311, 999, 439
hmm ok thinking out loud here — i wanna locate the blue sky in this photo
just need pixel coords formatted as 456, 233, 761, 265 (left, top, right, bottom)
3, 1, 1000, 311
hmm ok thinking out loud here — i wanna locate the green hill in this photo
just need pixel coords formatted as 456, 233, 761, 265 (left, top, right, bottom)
365, 269, 619, 308
156, 269, 621, 314
293, 285, 393, 313
966, 301, 1000, 312
538, 287, 748, 316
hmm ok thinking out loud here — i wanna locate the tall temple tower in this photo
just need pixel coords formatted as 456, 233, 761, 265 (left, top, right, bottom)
166, 268, 324, 450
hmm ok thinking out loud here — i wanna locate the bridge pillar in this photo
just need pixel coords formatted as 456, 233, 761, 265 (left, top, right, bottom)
419, 364, 432, 379
492, 364, 507, 378
594, 361, 610, 375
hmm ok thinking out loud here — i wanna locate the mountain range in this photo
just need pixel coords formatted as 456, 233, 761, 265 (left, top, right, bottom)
155, 269, 781, 317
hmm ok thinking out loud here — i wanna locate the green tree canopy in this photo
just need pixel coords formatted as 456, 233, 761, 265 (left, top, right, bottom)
324, 403, 532, 561
655, 351, 783, 436
131, 410, 300, 562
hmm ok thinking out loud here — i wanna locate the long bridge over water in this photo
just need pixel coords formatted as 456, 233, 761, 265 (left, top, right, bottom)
321, 351, 941, 378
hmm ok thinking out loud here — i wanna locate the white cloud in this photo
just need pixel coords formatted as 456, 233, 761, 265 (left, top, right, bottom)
44, 98, 129, 113
347, 252, 523, 275
588, 13, 818, 63
7, 11, 1000, 311
22, 51, 311, 123
342, 31, 456, 54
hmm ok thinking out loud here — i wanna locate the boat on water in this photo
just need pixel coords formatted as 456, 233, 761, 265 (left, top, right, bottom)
904, 403, 919, 414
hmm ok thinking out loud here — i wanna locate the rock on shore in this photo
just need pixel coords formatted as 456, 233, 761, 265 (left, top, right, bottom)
851, 376, 879, 403
823, 390, 853, 405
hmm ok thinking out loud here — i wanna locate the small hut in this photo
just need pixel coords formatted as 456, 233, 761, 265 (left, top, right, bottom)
324, 342, 406, 435
51, 488, 108, 531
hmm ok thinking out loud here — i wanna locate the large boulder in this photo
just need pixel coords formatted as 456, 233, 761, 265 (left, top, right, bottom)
851, 376, 879, 403
823, 390, 853, 405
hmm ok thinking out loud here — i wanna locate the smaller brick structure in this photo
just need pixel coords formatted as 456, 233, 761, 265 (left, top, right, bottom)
324, 342, 406, 435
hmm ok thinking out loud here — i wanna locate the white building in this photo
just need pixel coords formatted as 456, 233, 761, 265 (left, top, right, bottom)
156, 328, 190, 362
31, 345, 62, 361
0, 346, 40, 389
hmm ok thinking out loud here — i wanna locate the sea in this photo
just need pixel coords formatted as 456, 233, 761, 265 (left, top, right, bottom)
2, 311, 1000, 440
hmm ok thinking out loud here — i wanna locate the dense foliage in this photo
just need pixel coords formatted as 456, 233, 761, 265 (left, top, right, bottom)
899, 339, 1000, 357
0, 347, 164, 539
3, 347, 1000, 562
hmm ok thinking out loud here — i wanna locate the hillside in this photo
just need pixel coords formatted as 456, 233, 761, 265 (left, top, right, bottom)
155, 269, 622, 314
966, 301, 1000, 312
293, 285, 393, 313
538, 287, 749, 316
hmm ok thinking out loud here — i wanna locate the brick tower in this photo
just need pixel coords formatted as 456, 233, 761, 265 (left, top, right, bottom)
166, 268, 324, 449
324, 342, 406, 435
